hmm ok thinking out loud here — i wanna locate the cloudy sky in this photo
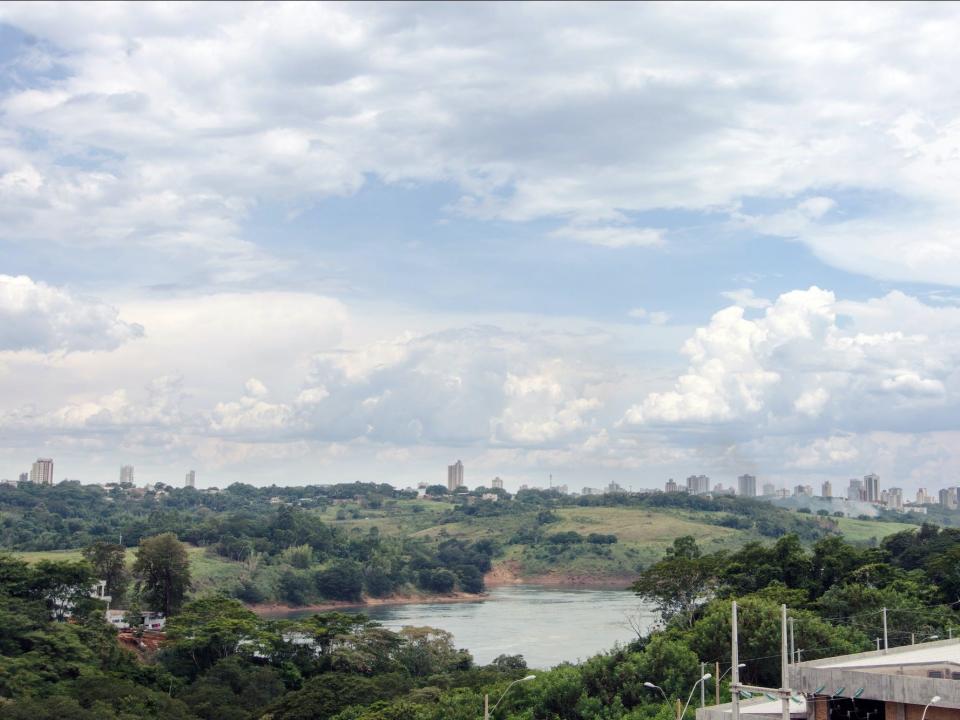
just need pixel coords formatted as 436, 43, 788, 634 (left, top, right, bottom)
2, 2, 960, 493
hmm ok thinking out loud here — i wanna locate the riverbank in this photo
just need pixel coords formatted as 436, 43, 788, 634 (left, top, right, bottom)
249, 564, 636, 617
484, 561, 635, 590
249, 590, 486, 617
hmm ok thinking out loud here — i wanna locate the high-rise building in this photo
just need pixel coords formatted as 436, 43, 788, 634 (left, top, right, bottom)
30, 458, 54, 486
686, 474, 710, 495
119, 465, 135, 484
491, 476, 504, 490
940, 487, 958, 510
916, 488, 929, 505
821, 480, 832, 498
18, 472, 28, 483
185, 470, 196, 488
762, 482, 776, 496
794, 484, 813, 497
665, 478, 679, 493
864, 473, 880, 503
447, 460, 464, 492
737, 474, 757, 497
888, 487, 903, 511
847, 479, 863, 501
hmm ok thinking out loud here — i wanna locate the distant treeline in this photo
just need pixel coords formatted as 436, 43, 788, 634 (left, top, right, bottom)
0, 482, 495, 603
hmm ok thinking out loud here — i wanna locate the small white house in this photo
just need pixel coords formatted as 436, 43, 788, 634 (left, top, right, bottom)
104, 608, 166, 631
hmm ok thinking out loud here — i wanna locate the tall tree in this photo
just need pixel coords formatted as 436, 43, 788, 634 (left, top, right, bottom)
31, 560, 96, 621
133, 533, 191, 616
632, 537, 716, 626
82, 541, 129, 606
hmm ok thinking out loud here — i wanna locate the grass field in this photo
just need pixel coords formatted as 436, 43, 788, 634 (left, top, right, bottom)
833, 516, 915, 543
10, 548, 85, 563
405, 505, 756, 580
315, 498, 455, 537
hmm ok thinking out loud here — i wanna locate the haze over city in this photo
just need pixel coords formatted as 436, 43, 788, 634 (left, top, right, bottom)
3, 3, 960, 493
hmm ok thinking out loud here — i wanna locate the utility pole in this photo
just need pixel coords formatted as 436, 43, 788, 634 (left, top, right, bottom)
876, 638, 880, 651
912, 633, 915, 645
701, 662, 706, 708
716, 661, 721, 705
882, 607, 888, 653
484, 694, 489, 720
781, 605, 790, 720
789, 617, 795, 665
732, 601, 740, 720
676, 698, 682, 720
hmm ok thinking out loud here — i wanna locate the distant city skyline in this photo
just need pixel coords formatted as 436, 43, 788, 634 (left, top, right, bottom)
6, 453, 960, 511
3, 4, 960, 491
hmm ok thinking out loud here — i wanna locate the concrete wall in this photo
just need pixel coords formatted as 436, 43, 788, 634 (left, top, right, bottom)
789, 666, 960, 710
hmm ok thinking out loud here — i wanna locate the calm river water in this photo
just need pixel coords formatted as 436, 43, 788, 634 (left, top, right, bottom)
276, 585, 655, 669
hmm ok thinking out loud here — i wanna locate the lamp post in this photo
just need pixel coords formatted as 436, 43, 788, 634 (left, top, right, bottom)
484, 675, 536, 720
920, 696, 941, 720
719, 663, 746, 682
681, 674, 713, 720
646, 674, 712, 720
645, 681, 669, 701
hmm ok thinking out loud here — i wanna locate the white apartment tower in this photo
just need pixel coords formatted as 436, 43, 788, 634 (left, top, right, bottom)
737, 474, 757, 497
119, 465, 135, 484
665, 478, 679, 493
447, 460, 464, 492
491, 476, 504, 490
30, 458, 54, 486
821, 480, 832, 498
864, 473, 880, 503
185, 470, 196, 488
940, 487, 958, 510
686, 474, 710, 495
888, 487, 903, 511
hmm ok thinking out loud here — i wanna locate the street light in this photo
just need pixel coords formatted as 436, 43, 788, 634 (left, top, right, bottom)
645, 674, 712, 720
484, 675, 536, 720
719, 663, 747, 682
920, 696, 941, 720
680, 674, 713, 720
644, 681, 669, 701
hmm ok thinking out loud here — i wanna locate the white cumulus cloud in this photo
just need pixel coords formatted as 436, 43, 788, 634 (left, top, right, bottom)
0, 274, 143, 352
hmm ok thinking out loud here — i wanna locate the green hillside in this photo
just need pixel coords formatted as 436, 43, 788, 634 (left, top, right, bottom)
4, 481, 928, 601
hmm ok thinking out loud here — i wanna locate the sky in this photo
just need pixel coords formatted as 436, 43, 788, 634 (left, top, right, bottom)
2, 2, 960, 494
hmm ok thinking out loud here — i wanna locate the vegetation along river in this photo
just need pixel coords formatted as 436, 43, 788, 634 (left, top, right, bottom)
276, 585, 656, 668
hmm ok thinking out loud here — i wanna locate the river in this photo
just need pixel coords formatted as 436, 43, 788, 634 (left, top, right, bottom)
274, 585, 656, 669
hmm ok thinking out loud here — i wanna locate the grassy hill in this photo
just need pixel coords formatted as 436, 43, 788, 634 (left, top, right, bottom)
833, 515, 916, 543
10, 499, 922, 597
318, 502, 920, 585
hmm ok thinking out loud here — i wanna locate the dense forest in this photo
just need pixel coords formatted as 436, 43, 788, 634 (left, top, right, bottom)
2, 514, 959, 719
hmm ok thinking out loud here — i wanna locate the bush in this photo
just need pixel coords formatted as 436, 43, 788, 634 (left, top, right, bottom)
232, 577, 266, 604
278, 570, 312, 605
586, 533, 617, 544
545, 531, 584, 545
281, 544, 313, 569
417, 568, 456, 593
314, 560, 364, 602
